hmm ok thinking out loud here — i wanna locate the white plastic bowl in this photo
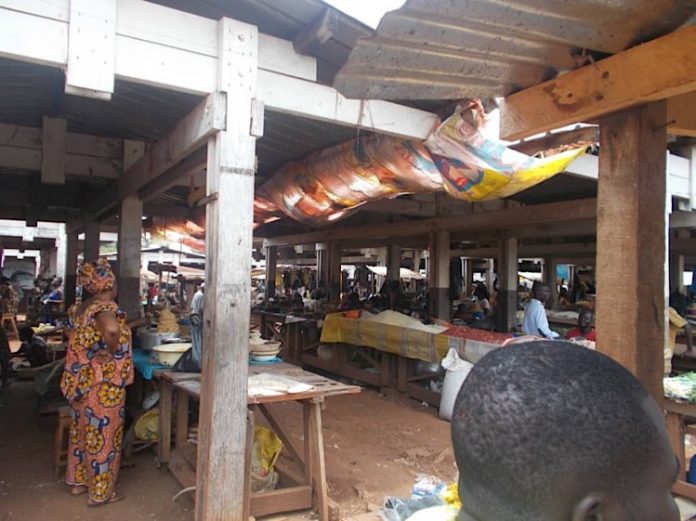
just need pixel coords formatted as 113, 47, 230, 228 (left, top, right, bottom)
153, 342, 191, 366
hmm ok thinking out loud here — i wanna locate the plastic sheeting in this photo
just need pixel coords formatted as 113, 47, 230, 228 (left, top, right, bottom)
425, 100, 587, 202
254, 101, 589, 226
257, 136, 442, 224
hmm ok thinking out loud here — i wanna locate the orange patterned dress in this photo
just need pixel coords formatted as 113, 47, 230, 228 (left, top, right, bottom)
60, 300, 133, 503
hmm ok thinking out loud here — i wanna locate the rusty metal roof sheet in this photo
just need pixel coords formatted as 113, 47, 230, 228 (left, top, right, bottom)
334, 0, 696, 100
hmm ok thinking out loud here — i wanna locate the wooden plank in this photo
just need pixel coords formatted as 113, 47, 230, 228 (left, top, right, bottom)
66, 0, 116, 99
175, 389, 189, 450
158, 378, 173, 464
302, 353, 382, 388
243, 411, 254, 521
264, 245, 278, 299
258, 70, 439, 140
40, 117, 66, 185
195, 17, 257, 521
500, 25, 696, 141
667, 92, 696, 138
293, 8, 338, 54
250, 486, 312, 518
595, 103, 667, 403
305, 401, 329, 521
0, 8, 67, 67
169, 449, 196, 488
119, 92, 226, 199
138, 146, 207, 202
263, 198, 599, 247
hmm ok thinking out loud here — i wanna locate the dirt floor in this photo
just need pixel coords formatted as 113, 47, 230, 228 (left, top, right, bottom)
0, 379, 457, 521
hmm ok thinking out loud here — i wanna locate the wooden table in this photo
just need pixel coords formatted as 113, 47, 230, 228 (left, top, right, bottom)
665, 399, 696, 501
157, 363, 360, 520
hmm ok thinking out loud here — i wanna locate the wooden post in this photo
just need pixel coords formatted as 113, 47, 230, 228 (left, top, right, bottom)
328, 241, 342, 303
41, 117, 66, 185
596, 102, 667, 403
64, 228, 78, 307
543, 257, 558, 309
386, 244, 401, 283
316, 242, 330, 297
117, 196, 142, 320
670, 251, 685, 294
196, 17, 258, 521
84, 221, 100, 261
462, 258, 473, 297
428, 231, 450, 320
496, 238, 518, 332
485, 258, 495, 293
265, 245, 277, 299
412, 250, 421, 273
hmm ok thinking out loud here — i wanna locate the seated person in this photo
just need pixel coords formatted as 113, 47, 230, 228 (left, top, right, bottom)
566, 309, 596, 341
472, 283, 492, 317
522, 283, 560, 338
666, 304, 694, 374
452, 341, 680, 521
18, 326, 49, 367
337, 291, 361, 312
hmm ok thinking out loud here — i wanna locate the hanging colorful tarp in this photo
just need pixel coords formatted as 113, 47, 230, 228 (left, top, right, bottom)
425, 100, 586, 202
253, 100, 589, 227
257, 136, 442, 224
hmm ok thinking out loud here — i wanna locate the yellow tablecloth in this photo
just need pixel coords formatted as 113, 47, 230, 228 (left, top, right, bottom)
320, 313, 465, 363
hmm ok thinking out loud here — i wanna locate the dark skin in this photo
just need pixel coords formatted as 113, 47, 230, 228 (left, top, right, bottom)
457, 397, 680, 521
534, 284, 551, 305
578, 310, 593, 336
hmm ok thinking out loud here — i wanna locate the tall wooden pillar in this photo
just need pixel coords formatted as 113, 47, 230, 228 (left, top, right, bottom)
264, 245, 277, 299
64, 228, 78, 307
496, 238, 518, 332
386, 244, 401, 283
428, 231, 450, 319
328, 241, 342, 303
543, 257, 557, 309
462, 258, 473, 297
670, 251, 685, 295
316, 242, 329, 289
117, 196, 142, 320
84, 221, 101, 261
596, 102, 667, 403
196, 18, 258, 521
485, 258, 495, 292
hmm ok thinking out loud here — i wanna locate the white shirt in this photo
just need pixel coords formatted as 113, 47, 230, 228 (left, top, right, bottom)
523, 299, 559, 339
190, 290, 204, 315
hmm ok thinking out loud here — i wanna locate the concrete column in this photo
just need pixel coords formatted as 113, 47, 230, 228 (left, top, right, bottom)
328, 241, 342, 303
64, 229, 78, 307
462, 258, 473, 297
670, 251, 685, 295
117, 196, 143, 319
428, 231, 450, 320
543, 257, 558, 309
496, 238, 518, 332
485, 258, 495, 292
596, 101, 667, 402
386, 244, 401, 283
84, 221, 101, 262
412, 250, 422, 273
264, 245, 277, 299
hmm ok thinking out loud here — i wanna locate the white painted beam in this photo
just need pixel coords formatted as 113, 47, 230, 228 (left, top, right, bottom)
257, 70, 439, 139
0, 122, 122, 179
66, 0, 116, 99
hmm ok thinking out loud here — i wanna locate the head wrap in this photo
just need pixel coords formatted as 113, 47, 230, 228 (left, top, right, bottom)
78, 259, 115, 295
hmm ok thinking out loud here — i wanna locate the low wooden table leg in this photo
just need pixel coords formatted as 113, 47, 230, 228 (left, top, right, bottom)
175, 389, 189, 451
397, 356, 407, 393
305, 399, 329, 521
158, 379, 173, 465
243, 410, 255, 521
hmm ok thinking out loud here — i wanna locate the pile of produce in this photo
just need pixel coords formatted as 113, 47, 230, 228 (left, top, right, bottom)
664, 372, 696, 403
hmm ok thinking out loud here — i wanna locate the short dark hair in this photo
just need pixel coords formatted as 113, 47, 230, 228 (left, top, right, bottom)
19, 326, 34, 342
452, 341, 661, 520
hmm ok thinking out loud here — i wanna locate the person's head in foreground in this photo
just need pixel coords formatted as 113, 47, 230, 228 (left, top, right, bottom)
533, 283, 551, 304
451, 341, 679, 521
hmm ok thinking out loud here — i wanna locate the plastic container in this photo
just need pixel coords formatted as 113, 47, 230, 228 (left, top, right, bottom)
439, 349, 473, 421
153, 342, 191, 366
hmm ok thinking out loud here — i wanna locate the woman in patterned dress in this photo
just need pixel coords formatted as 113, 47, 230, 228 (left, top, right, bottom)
60, 259, 133, 506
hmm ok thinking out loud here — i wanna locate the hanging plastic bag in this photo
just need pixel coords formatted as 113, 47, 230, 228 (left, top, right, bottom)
439, 348, 474, 421
134, 408, 160, 442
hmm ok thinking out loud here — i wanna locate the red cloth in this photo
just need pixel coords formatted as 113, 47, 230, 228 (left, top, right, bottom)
566, 327, 596, 341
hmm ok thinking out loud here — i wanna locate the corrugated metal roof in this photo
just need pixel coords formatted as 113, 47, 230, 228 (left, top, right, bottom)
334, 0, 696, 101
150, 0, 374, 84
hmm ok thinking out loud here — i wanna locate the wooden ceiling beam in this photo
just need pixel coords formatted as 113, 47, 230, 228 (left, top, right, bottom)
667, 92, 696, 138
500, 25, 696, 141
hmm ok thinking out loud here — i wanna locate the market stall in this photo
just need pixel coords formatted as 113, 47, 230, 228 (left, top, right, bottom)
310, 310, 511, 406
157, 363, 360, 520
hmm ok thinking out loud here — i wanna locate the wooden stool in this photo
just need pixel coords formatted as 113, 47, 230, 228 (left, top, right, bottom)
54, 406, 71, 480
1, 313, 19, 341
